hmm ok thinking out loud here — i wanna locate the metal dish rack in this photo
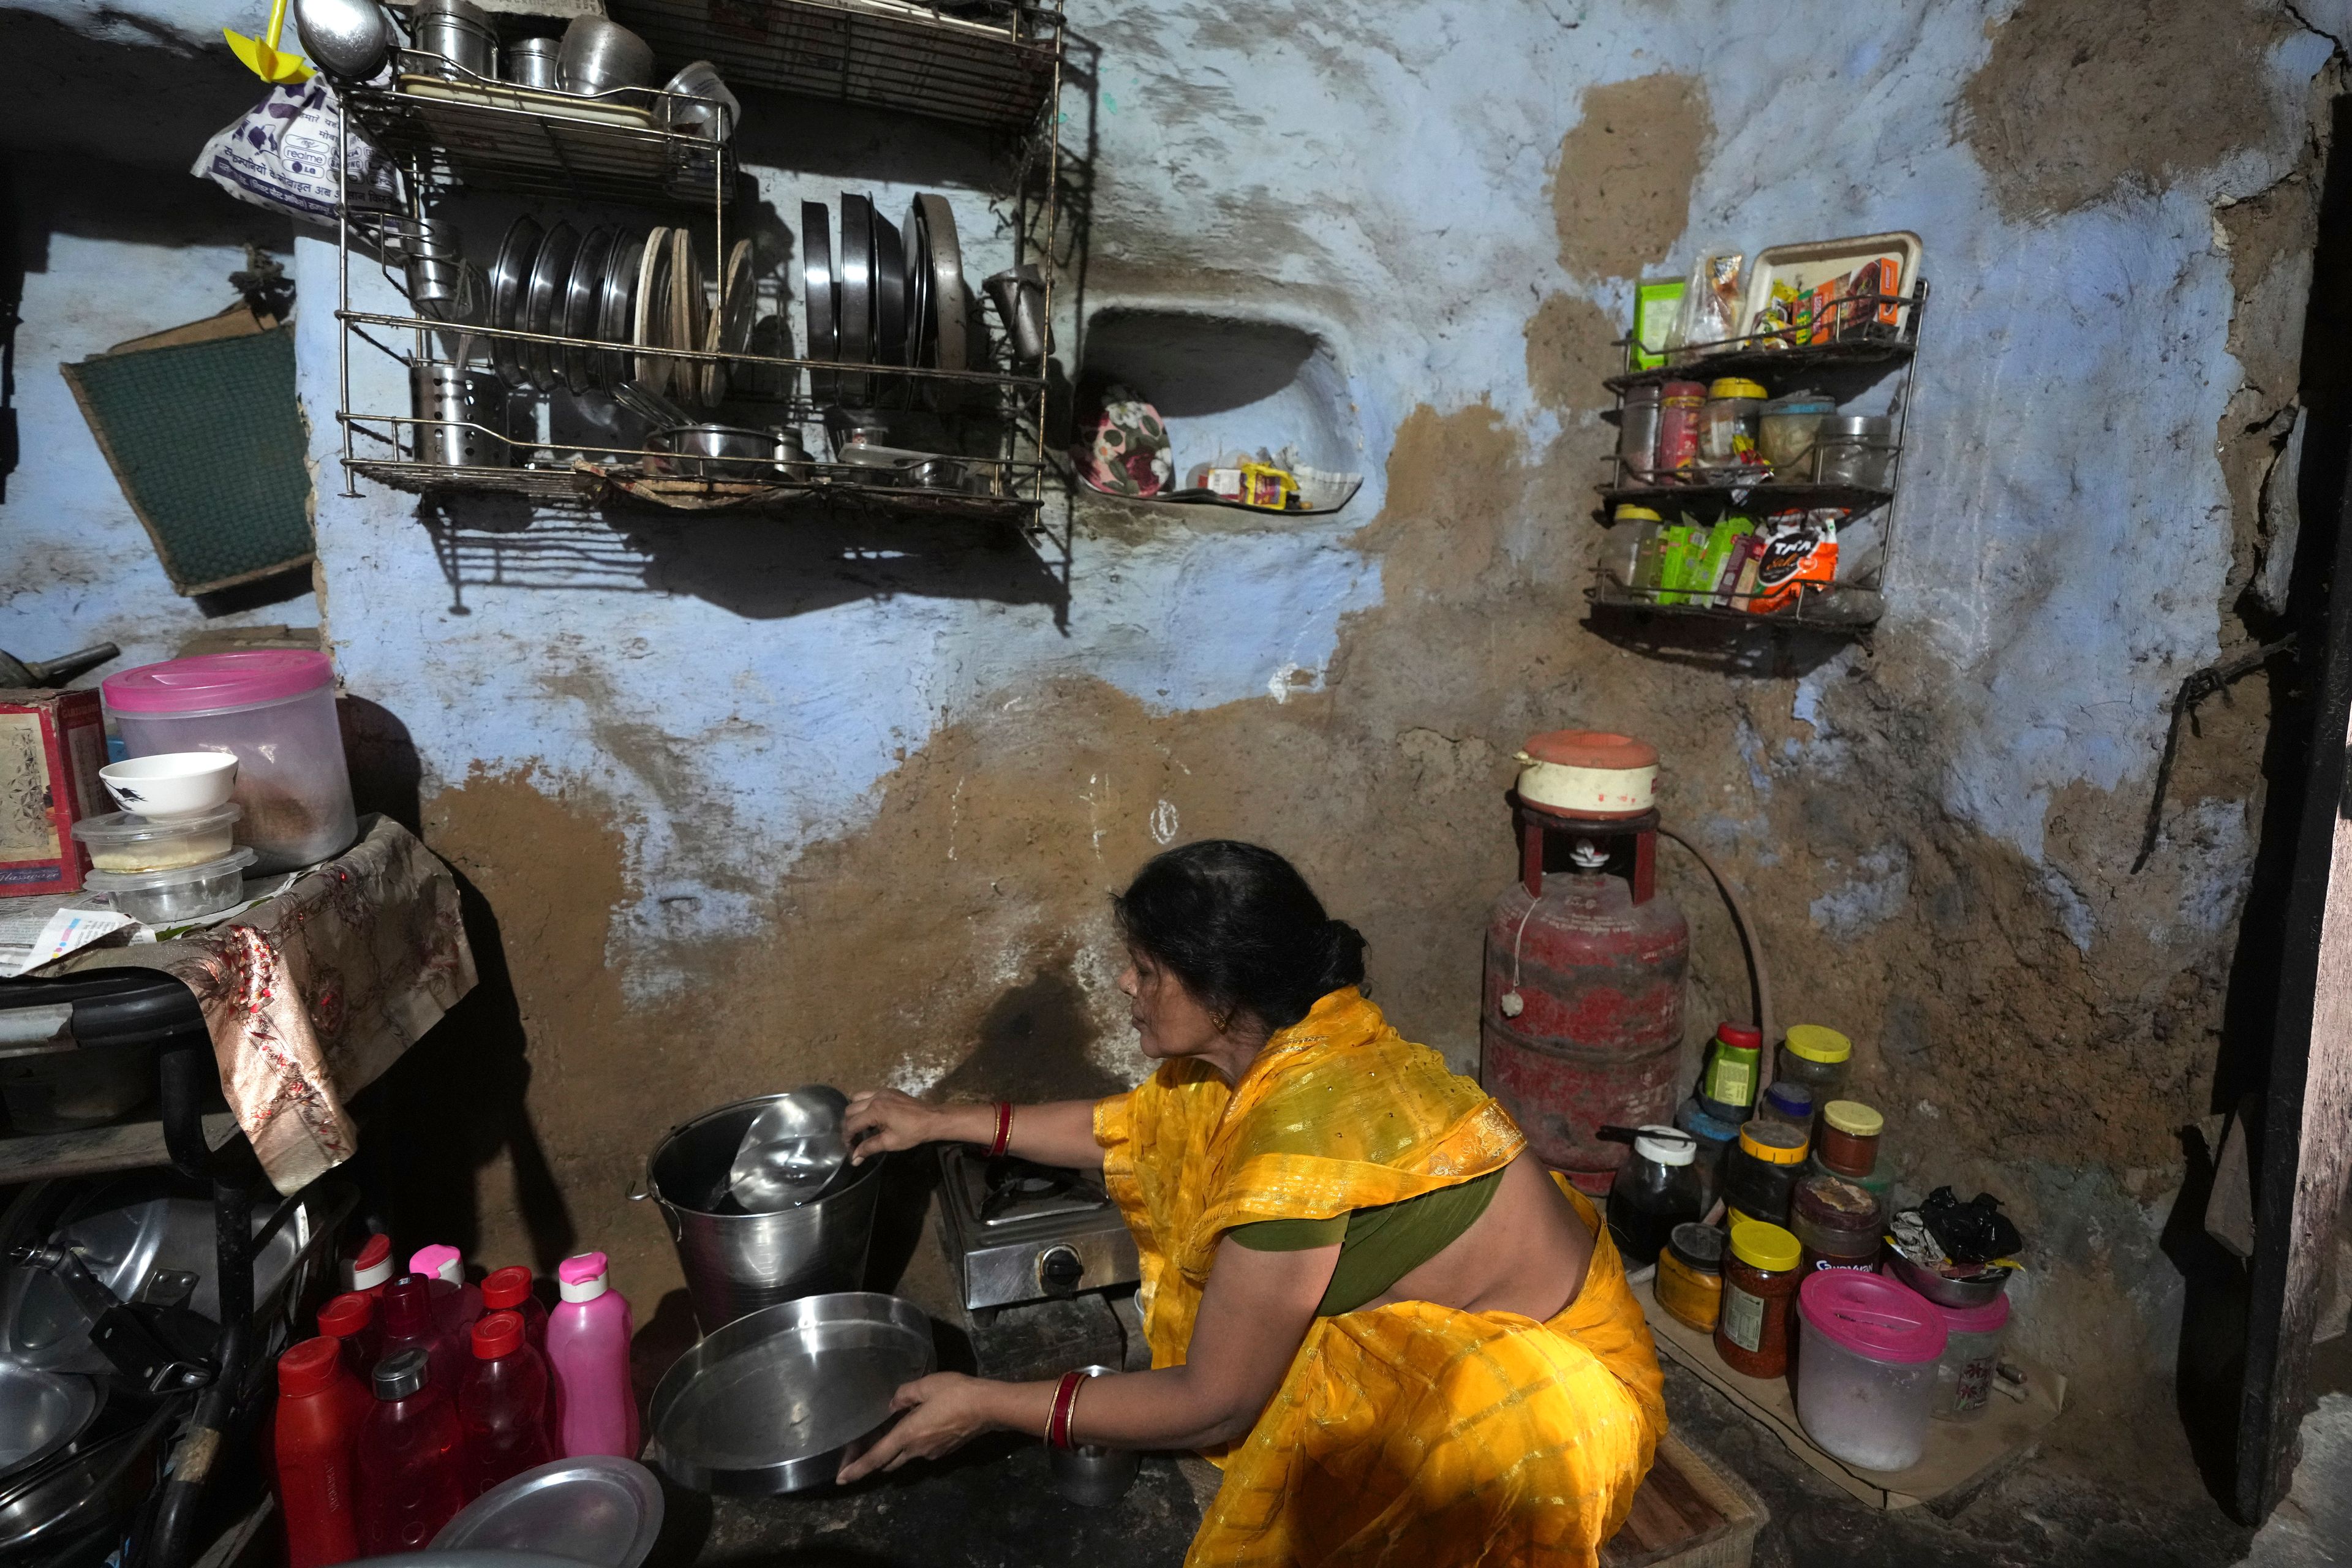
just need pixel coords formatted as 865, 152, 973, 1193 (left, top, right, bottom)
332, 17, 1064, 524
1585, 279, 1928, 633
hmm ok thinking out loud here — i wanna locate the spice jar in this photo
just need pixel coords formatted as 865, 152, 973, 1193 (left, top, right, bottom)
1698, 378, 1768, 471
1618, 385, 1664, 483
1656, 1222, 1726, 1333
1716, 1219, 1803, 1377
1656, 381, 1707, 477
1759, 392, 1836, 475
1789, 1170, 1886, 1272
1600, 505, 1662, 589
1698, 1021, 1763, 1122
1778, 1025, 1852, 1106
1675, 1097, 1740, 1216
1818, 1099, 1883, 1178
1757, 1080, 1814, 1131
1812, 415, 1898, 488
1723, 1120, 1809, 1228
1605, 1125, 1703, 1268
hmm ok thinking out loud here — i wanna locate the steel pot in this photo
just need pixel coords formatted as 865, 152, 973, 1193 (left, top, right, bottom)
636, 1095, 884, 1333
560, 16, 654, 94
411, 0, 496, 80
506, 36, 562, 90
646, 423, 780, 481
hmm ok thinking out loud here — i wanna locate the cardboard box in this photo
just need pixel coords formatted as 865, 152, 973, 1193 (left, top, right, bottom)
0, 690, 107, 896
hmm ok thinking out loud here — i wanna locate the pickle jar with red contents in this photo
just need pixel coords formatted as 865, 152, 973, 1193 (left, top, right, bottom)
1716, 1219, 1804, 1378
1817, 1100, 1883, 1178
1656, 381, 1709, 477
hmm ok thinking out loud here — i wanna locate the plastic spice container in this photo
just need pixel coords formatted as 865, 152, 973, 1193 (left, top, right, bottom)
1812, 415, 1898, 489
1723, 1120, 1809, 1228
1790, 1170, 1887, 1272
1602, 505, 1663, 589
1716, 1219, 1803, 1377
1699, 1022, 1763, 1121
1675, 1096, 1741, 1215
1605, 1124, 1703, 1268
1931, 1294, 2011, 1422
1618, 385, 1664, 482
1819, 1099, 1884, 1177
1759, 392, 1837, 475
1656, 1222, 1725, 1333
1757, 1079, 1814, 1130
71, 806, 243, 873
83, 848, 257, 925
1794, 1271, 1948, 1470
1698, 378, 1768, 470
104, 652, 358, 875
1656, 381, 1708, 475
1779, 1025, 1853, 1105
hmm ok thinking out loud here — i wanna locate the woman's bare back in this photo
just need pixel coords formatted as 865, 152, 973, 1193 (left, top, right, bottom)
1366, 1153, 1594, 1321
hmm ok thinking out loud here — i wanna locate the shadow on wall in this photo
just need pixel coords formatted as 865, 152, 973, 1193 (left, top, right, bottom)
0, 11, 263, 175
337, 695, 579, 1270
416, 495, 1070, 625
1076, 308, 1362, 477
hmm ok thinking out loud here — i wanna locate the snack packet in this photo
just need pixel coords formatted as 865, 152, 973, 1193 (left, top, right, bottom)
1669, 252, 1744, 353
1748, 508, 1841, 613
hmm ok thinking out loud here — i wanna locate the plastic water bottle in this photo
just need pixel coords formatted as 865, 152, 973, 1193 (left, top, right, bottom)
348, 1234, 395, 1301
315, 1291, 380, 1382
459, 1310, 554, 1496
355, 1348, 466, 1554
545, 1252, 638, 1458
481, 1266, 559, 1450
410, 1244, 484, 1340
273, 1337, 366, 1568
379, 1275, 465, 1398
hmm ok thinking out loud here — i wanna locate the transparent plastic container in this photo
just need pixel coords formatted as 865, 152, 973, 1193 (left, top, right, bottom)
104, 652, 357, 873
1931, 1294, 2010, 1422
72, 806, 242, 873
82, 848, 256, 924
1793, 1271, 1947, 1471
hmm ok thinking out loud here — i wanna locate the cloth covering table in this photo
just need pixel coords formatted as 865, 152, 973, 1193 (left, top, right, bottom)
47, 815, 475, 1194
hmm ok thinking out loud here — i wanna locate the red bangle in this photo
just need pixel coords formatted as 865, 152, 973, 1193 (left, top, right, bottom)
988, 1101, 1013, 1158
1047, 1369, 1084, 1449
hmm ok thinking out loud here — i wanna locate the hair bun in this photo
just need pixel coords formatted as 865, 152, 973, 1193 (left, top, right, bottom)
1318, 919, 1368, 990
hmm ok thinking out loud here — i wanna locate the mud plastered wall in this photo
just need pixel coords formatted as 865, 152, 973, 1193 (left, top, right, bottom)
266, 0, 2345, 1418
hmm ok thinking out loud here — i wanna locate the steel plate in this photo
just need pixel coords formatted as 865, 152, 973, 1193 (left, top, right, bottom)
522, 222, 579, 393
595, 231, 644, 391
872, 210, 904, 368
560, 226, 616, 393
916, 194, 968, 374
648, 1292, 933, 1494
488, 216, 543, 390
431, 1457, 664, 1568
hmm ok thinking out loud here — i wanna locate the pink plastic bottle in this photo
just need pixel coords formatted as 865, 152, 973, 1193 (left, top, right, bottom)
458, 1311, 554, 1497
355, 1348, 466, 1555
411, 1245, 484, 1340
379, 1275, 465, 1398
545, 1252, 638, 1458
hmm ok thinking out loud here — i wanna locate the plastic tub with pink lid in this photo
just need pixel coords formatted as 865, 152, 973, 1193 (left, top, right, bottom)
103, 651, 357, 874
1793, 1270, 1948, 1471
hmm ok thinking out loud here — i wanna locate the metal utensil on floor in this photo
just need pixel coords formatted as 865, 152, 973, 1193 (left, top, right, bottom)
0, 1365, 95, 1482
647, 1293, 934, 1493
431, 1457, 664, 1568
728, 1087, 849, 1212
984, 265, 1046, 361
633, 1094, 885, 1332
1048, 1365, 1137, 1507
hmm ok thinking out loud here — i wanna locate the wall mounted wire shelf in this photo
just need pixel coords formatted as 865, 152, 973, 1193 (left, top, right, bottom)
606, 0, 1063, 130
1601, 284, 1925, 394
342, 52, 735, 205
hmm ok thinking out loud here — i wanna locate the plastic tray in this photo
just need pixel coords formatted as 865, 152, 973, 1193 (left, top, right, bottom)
1739, 231, 1924, 349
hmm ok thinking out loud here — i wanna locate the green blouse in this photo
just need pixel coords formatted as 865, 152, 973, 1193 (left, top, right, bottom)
1227, 1167, 1506, 1315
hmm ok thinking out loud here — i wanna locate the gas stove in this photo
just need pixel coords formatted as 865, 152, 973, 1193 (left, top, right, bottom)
935, 1146, 1140, 1321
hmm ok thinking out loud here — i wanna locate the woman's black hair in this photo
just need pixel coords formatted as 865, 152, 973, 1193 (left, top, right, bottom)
1113, 840, 1368, 1034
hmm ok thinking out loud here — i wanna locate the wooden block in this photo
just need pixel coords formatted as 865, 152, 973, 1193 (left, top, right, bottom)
1602, 1428, 1768, 1568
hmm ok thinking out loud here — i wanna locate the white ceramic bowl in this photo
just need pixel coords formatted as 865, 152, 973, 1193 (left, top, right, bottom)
99, 752, 240, 818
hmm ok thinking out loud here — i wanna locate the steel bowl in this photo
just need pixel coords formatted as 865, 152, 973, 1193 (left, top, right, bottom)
505, 36, 562, 90
0, 1365, 94, 1482
559, 16, 653, 94
648, 1292, 935, 1494
900, 456, 969, 492
658, 61, 740, 138
647, 423, 780, 481
431, 1457, 663, 1568
1047, 1366, 1136, 1507
1885, 1248, 2011, 1309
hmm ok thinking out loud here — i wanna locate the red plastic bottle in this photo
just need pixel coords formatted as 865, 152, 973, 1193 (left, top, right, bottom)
481, 1267, 559, 1449
316, 1292, 380, 1381
349, 1234, 396, 1302
459, 1311, 554, 1497
274, 1338, 367, 1568
412, 1245, 484, 1341
355, 1348, 465, 1555
379, 1275, 465, 1397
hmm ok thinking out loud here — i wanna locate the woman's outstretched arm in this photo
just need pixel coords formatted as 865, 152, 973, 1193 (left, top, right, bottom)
844, 1089, 1106, 1171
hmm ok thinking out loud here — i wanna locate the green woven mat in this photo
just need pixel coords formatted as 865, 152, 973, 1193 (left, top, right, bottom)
62, 325, 314, 596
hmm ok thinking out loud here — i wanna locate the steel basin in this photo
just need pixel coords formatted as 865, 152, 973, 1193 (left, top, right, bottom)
647, 1292, 933, 1494
0, 1365, 94, 1481
641, 1093, 883, 1333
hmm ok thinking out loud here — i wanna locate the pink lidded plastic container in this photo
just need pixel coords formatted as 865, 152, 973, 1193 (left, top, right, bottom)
102, 651, 356, 873
1793, 1270, 1947, 1472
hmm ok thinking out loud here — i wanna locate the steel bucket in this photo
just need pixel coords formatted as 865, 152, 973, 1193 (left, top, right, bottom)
636, 1095, 883, 1334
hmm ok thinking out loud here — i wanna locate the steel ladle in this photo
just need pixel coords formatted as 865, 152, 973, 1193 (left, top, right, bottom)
293, 0, 391, 81
727, 1087, 848, 1213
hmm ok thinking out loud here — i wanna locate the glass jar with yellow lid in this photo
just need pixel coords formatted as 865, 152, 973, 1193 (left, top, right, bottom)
1777, 1023, 1853, 1108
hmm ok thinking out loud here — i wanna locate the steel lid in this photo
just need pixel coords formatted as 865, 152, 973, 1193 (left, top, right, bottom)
432, 1457, 665, 1568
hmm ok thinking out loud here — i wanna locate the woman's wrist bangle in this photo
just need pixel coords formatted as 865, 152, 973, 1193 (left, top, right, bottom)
1047, 1369, 1084, 1449
987, 1101, 1013, 1158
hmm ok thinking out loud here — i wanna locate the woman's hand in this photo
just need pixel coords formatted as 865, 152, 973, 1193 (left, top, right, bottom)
836, 1373, 1000, 1483
843, 1089, 953, 1164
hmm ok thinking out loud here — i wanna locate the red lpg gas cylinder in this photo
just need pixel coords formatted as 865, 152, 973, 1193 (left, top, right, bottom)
1481, 731, 1689, 1195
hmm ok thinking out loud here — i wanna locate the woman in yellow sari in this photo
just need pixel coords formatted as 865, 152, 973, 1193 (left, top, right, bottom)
840, 841, 1665, 1567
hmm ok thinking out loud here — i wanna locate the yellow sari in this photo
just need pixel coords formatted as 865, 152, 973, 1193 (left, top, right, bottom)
1095, 988, 1665, 1568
